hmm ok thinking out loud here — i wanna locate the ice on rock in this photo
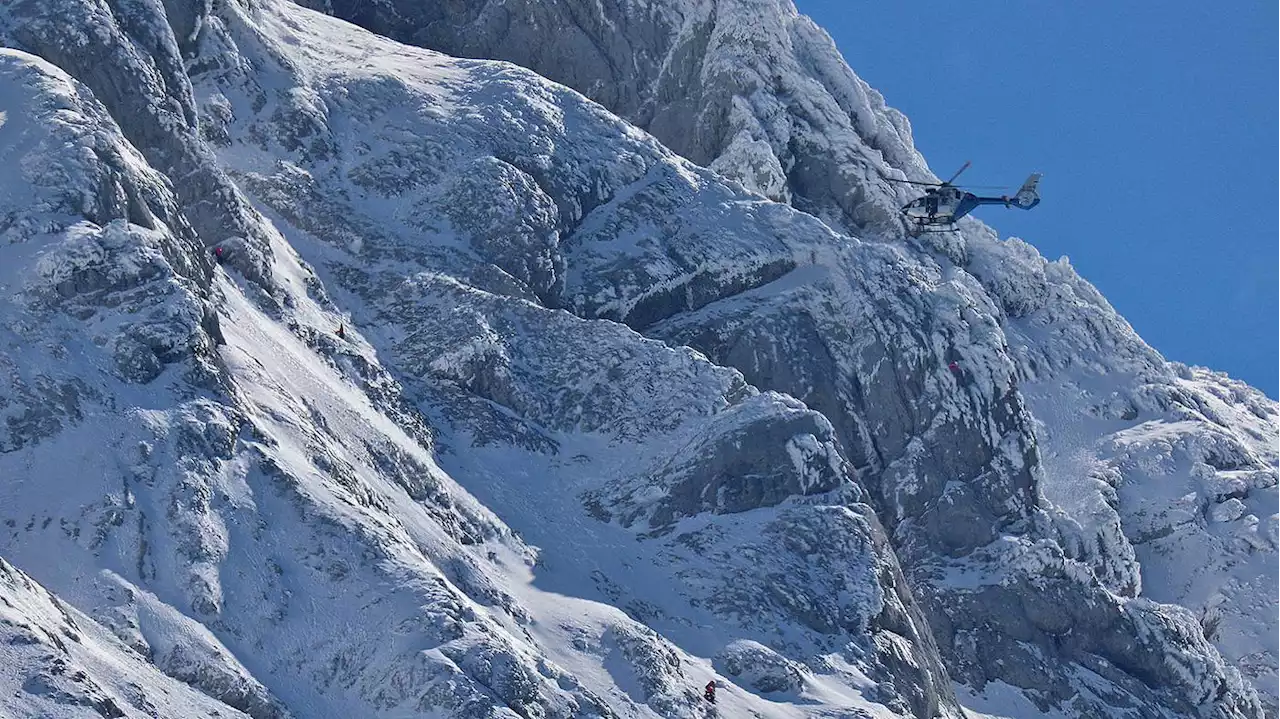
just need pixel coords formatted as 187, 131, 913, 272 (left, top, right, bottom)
1210, 498, 1247, 524
0, 0, 1273, 717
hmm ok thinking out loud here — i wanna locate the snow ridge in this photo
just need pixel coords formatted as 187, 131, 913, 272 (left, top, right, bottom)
0, 0, 1273, 718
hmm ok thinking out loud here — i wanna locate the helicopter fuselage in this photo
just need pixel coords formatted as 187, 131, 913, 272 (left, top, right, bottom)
900, 173, 1041, 229
901, 186, 972, 224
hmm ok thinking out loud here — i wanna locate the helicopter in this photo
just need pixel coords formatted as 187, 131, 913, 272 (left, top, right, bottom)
887, 161, 1041, 236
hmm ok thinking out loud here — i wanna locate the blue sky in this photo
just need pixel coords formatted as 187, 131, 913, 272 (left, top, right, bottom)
795, 2, 1278, 397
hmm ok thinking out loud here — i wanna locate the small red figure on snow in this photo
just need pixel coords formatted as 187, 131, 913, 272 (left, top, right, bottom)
947, 361, 960, 374
214, 246, 225, 264
704, 680, 716, 703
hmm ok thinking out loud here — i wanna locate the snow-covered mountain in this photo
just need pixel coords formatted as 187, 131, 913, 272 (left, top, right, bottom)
0, 557, 261, 719
0, 1, 1273, 718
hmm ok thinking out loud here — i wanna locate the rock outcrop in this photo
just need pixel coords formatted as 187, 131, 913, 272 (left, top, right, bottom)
0, 0, 1272, 717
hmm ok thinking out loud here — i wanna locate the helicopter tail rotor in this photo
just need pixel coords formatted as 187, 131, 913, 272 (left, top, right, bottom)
1011, 172, 1042, 209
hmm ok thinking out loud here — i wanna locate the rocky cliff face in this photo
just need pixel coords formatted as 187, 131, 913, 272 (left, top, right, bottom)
296, 1, 1280, 716
0, 557, 261, 719
0, 0, 1273, 718
290, 0, 927, 232
1, 1, 952, 716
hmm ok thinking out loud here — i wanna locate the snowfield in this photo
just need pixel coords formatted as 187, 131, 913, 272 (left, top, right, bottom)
0, 1, 1274, 718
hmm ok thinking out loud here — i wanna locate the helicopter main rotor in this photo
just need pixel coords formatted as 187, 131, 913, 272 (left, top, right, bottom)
882, 161, 1008, 191
942, 160, 971, 185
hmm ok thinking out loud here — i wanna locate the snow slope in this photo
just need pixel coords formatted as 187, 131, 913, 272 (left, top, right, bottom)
0, 557, 256, 719
0, 0, 1273, 718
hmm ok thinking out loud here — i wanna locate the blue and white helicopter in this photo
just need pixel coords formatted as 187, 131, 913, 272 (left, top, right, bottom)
888, 161, 1041, 236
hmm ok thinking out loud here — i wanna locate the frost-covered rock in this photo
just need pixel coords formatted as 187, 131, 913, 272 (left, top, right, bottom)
0, 46, 222, 442
587, 393, 850, 529
0, 557, 257, 718
295, 0, 914, 235
0, 3, 955, 718
304, 1, 1277, 714
1210, 498, 1247, 524
0, 0, 1272, 717
0, 0, 275, 295
717, 640, 807, 694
